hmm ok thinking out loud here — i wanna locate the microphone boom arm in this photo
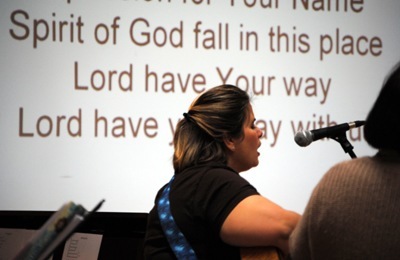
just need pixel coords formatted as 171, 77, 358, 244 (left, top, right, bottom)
294, 120, 364, 160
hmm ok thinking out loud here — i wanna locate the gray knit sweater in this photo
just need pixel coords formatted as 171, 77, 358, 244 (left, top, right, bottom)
289, 150, 400, 260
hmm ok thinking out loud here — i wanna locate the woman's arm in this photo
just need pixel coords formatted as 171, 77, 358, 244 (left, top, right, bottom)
220, 194, 301, 255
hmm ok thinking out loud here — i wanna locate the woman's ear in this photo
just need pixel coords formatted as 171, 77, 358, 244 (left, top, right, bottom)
223, 136, 236, 152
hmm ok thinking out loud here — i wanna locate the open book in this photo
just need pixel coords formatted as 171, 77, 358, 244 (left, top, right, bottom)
13, 199, 105, 260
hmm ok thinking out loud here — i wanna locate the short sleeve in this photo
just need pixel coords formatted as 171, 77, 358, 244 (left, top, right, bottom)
194, 168, 259, 233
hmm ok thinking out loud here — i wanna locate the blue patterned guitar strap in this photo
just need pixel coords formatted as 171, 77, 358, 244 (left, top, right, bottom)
157, 175, 197, 259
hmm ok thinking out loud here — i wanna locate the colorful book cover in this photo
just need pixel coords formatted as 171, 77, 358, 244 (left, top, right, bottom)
14, 202, 87, 260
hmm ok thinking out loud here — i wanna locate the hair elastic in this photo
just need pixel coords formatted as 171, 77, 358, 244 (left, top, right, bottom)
183, 112, 190, 121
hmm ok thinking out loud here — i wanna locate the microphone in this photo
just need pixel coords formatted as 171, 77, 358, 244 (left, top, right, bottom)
294, 120, 365, 147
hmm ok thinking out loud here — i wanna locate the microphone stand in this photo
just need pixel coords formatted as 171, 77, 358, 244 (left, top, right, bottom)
330, 133, 357, 159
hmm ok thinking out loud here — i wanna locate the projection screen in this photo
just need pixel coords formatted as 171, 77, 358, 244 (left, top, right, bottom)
1, 0, 400, 213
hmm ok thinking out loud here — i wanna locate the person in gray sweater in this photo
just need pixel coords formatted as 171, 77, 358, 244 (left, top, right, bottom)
289, 61, 400, 260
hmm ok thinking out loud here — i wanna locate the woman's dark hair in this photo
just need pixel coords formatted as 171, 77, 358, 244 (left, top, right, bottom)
364, 62, 400, 152
173, 84, 250, 173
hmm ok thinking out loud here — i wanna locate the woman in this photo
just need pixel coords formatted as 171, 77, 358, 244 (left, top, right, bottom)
289, 62, 400, 259
143, 84, 300, 259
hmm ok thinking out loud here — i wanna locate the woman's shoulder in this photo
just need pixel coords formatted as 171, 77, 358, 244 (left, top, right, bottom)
316, 154, 391, 192
202, 163, 243, 181
324, 156, 375, 176
181, 163, 237, 178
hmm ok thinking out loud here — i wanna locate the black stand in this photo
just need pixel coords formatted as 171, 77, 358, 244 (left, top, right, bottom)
330, 133, 357, 159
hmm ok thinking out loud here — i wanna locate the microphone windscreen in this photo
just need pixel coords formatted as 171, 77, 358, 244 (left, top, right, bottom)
294, 130, 313, 147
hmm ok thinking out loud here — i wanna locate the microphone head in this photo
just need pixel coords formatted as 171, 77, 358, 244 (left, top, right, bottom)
294, 130, 313, 147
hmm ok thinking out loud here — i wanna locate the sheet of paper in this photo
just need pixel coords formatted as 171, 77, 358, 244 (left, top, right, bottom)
0, 228, 35, 260
61, 232, 103, 260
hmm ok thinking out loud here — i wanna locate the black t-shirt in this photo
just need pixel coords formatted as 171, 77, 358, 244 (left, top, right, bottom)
143, 163, 259, 259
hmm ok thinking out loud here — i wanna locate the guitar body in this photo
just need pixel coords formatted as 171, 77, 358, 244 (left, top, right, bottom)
240, 246, 283, 260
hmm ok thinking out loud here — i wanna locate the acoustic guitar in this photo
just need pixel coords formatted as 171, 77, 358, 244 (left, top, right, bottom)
240, 246, 284, 260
